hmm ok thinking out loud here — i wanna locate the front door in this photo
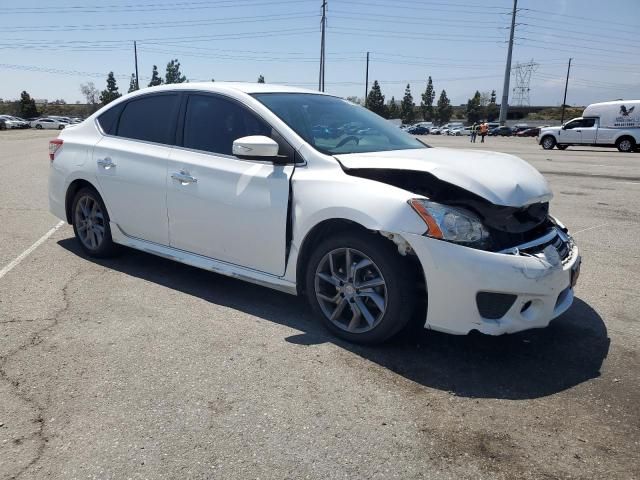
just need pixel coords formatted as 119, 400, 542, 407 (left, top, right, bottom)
93, 93, 180, 245
558, 118, 584, 144
166, 93, 294, 276
579, 117, 598, 143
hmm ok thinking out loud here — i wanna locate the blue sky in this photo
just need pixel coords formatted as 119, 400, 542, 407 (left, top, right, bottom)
1, 0, 638, 106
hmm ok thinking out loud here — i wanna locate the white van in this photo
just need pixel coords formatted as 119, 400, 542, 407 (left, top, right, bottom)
538, 100, 640, 152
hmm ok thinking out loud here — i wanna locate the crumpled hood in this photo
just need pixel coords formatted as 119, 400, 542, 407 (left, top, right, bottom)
335, 147, 552, 207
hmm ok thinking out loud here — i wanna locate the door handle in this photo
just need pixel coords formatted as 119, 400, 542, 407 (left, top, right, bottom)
575, 129, 581, 132
97, 157, 116, 169
171, 171, 198, 184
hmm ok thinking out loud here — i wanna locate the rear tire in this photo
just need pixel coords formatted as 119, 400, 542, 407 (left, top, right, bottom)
616, 136, 635, 153
557, 144, 568, 150
541, 135, 556, 150
71, 187, 118, 258
305, 230, 416, 344
35, 124, 43, 129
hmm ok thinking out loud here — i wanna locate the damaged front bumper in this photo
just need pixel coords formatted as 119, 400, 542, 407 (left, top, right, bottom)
403, 228, 580, 335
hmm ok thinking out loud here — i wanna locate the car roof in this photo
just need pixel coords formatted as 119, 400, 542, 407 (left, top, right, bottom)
130, 82, 330, 96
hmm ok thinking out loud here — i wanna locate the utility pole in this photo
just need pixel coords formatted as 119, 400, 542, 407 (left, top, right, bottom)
498, 0, 517, 125
134, 40, 140, 90
560, 58, 572, 124
364, 51, 369, 107
318, 0, 327, 92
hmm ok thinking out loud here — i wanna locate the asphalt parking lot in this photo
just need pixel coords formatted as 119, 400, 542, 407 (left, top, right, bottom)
1, 129, 639, 479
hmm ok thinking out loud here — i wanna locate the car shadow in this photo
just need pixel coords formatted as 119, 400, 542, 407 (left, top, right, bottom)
58, 238, 610, 400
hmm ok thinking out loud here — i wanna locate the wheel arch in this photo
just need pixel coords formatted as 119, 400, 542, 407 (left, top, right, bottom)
540, 133, 556, 145
295, 218, 369, 295
293, 218, 427, 312
615, 134, 636, 150
65, 178, 100, 224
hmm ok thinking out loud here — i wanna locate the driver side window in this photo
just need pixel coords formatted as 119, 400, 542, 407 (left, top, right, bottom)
182, 94, 272, 156
564, 119, 583, 129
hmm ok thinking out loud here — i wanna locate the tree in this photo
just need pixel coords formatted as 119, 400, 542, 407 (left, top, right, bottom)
486, 89, 499, 121
466, 90, 483, 123
165, 59, 186, 84
149, 65, 163, 87
479, 91, 491, 107
257, 75, 265, 83
366, 80, 387, 117
400, 83, 415, 124
436, 89, 452, 124
99, 71, 122, 105
19, 91, 38, 118
128, 73, 138, 93
388, 96, 399, 119
80, 82, 100, 112
420, 76, 435, 121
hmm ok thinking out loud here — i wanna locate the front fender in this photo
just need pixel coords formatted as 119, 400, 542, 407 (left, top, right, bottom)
282, 165, 427, 283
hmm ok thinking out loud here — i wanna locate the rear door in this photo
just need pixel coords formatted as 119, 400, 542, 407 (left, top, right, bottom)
166, 93, 294, 276
93, 93, 180, 245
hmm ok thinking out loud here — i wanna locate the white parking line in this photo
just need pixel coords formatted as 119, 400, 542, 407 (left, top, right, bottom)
572, 223, 608, 236
0, 221, 65, 280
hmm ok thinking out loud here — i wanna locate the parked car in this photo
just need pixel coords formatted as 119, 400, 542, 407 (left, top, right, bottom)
0, 115, 24, 129
429, 127, 441, 135
8, 116, 30, 128
406, 125, 429, 135
512, 124, 530, 133
539, 100, 640, 152
31, 118, 66, 130
516, 127, 540, 137
489, 126, 513, 136
440, 128, 450, 135
48, 115, 72, 124
48, 83, 580, 344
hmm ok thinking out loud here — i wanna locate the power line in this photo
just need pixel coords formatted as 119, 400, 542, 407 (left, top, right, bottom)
0, 0, 309, 14
0, 13, 319, 33
521, 7, 638, 30
328, 26, 506, 43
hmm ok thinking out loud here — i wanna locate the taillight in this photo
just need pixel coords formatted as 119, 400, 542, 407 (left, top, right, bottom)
49, 139, 63, 161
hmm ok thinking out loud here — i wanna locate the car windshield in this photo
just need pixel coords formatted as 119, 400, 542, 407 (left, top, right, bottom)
252, 93, 426, 155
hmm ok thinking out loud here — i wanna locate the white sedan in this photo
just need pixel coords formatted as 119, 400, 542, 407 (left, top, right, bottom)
48, 83, 580, 344
31, 118, 66, 130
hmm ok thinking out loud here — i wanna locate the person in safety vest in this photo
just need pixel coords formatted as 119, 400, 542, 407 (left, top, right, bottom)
479, 122, 489, 143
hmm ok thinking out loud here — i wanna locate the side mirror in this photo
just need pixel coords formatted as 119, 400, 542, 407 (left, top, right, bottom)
233, 135, 287, 164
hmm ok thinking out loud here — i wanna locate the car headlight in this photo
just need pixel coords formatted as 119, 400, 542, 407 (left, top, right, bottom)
408, 199, 490, 247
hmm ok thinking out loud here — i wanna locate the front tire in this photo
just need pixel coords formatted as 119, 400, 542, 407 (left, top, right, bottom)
541, 135, 556, 150
35, 124, 43, 129
72, 187, 118, 258
616, 136, 635, 153
305, 231, 416, 344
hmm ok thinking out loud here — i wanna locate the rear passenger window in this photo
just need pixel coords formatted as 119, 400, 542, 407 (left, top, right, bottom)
117, 94, 179, 144
582, 118, 596, 128
97, 103, 123, 135
183, 94, 271, 155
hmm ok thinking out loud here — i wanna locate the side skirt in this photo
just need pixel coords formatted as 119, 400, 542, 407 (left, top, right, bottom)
110, 222, 298, 295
